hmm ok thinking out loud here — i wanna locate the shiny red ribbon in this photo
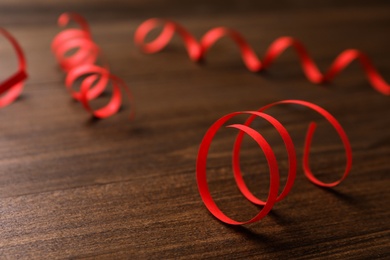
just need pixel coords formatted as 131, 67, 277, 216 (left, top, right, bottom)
135, 18, 389, 96
0, 28, 27, 108
196, 100, 352, 225
52, 13, 134, 119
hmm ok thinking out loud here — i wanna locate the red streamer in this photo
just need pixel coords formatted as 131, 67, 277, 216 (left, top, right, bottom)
0, 28, 28, 108
196, 100, 352, 225
135, 18, 389, 96
52, 13, 134, 119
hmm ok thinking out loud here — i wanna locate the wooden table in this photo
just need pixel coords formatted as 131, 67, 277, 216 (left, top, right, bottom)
1, 0, 389, 258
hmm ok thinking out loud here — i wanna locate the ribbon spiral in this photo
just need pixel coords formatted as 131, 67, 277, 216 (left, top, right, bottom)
196, 100, 352, 225
135, 18, 389, 96
52, 13, 134, 119
0, 28, 28, 108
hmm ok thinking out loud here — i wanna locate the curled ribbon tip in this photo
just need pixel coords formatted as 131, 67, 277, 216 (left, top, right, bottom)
52, 12, 135, 119
196, 100, 352, 225
0, 28, 28, 108
58, 12, 91, 37
135, 18, 390, 96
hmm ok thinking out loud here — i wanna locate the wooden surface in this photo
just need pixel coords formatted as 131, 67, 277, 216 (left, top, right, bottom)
0, 0, 389, 259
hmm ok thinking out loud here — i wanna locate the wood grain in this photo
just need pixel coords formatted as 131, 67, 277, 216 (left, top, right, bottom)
0, 0, 389, 259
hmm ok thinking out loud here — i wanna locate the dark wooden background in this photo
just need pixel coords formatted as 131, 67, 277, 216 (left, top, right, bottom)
0, 0, 389, 259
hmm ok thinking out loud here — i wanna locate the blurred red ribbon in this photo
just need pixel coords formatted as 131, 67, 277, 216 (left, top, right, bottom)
0, 28, 27, 108
52, 13, 134, 119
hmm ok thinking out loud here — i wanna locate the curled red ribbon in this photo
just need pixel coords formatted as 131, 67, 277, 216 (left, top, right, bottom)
135, 18, 389, 96
196, 100, 352, 225
0, 28, 27, 108
52, 13, 134, 119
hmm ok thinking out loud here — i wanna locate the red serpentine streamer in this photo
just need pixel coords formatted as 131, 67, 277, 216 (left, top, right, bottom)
196, 100, 352, 225
52, 13, 134, 119
0, 28, 28, 108
135, 18, 389, 96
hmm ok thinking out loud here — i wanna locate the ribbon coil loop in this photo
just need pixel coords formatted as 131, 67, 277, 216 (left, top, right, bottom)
196, 100, 353, 225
